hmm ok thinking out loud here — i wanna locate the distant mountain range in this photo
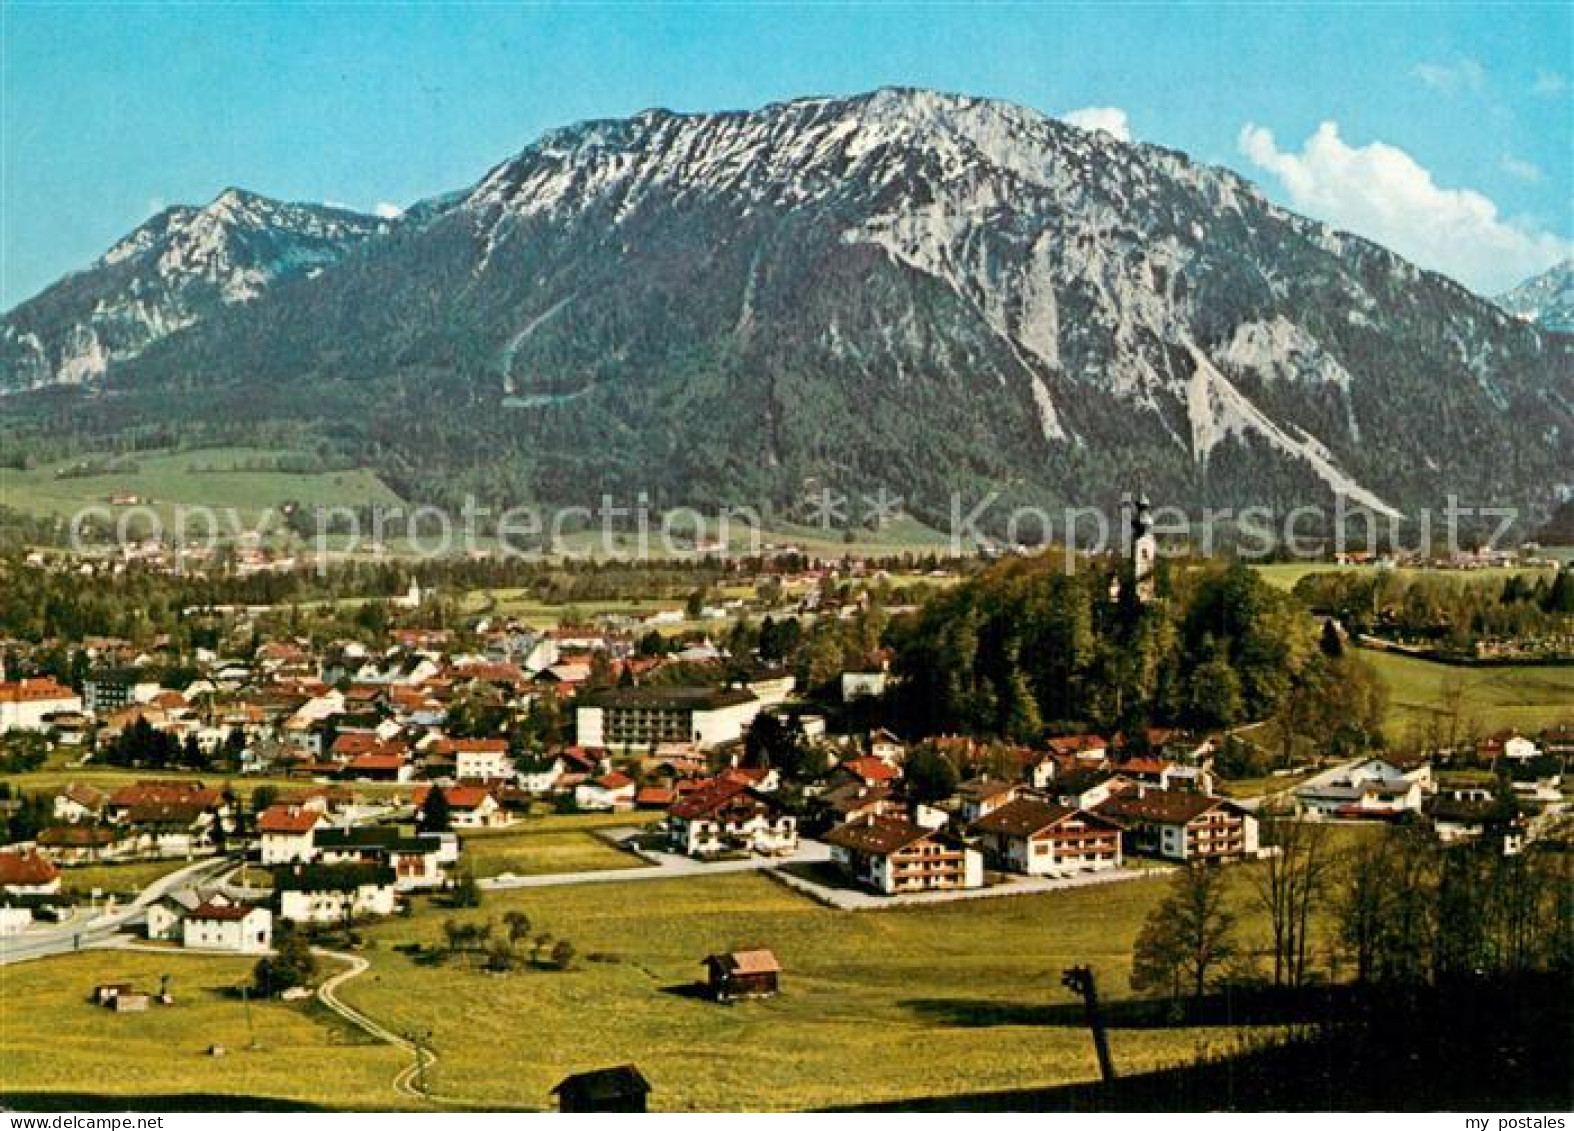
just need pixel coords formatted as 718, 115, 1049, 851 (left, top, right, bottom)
1497, 260, 1574, 334
3, 89, 1570, 526
1, 190, 385, 392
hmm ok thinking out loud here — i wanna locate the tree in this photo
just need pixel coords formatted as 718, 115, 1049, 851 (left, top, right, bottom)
419, 785, 452, 833
550, 939, 576, 970
744, 712, 809, 778
450, 869, 481, 908
1131, 864, 1238, 1001
1318, 617, 1345, 659
1252, 818, 1333, 987
503, 910, 533, 947
903, 742, 960, 804
253, 930, 316, 997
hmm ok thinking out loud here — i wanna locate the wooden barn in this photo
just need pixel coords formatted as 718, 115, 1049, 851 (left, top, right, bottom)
702, 948, 781, 1001
551, 1065, 651, 1113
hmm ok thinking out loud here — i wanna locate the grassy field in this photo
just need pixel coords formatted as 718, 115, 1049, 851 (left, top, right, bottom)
2, 842, 1368, 1111
55, 858, 191, 897
0, 766, 415, 804
458, 823, 649, 880
0, 951, 405, 1109
1362, 648, 1574, 741
1253, 562, 1560, 592
330, 871, 1282, 1111
0, 447, 402, 528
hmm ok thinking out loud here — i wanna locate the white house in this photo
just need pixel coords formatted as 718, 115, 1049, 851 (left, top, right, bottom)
823, 817, 982, 895
256, 805, 322, 864
0, 905, 33, 936
840, 669, 889, 701
182, 897, 273, 953
970, 800, 1124, 877
413, 785, 510, 829
575, 686, 762, 753
516, 754, 566, 794
1295, 758, 1430, 818
277, 865, 398, 924
575, 772, 637, 812
451, 738, 513, 781
146, 890, 204, 941
0, 850, 61, 896
0, 677, 82, 733
666, 778, 798, 857
1502, 736, 1541, 762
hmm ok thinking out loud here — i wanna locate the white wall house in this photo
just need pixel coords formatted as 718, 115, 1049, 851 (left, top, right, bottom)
576, 687, 762, 753
0, 678, 82, 733
277, 867, 398, 924
257, 806, 321, 865
182, 899, 273, 953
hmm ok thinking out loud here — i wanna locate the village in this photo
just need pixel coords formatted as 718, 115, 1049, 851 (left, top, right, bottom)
0, 522, 1570, 1111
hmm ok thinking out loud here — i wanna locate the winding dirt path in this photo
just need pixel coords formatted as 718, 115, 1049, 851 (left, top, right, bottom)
313, 948, 447, 1104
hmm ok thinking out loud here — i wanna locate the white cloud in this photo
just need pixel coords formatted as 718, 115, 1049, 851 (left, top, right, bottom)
1412, 58, 1486, 95
1500, 154, 1543, 183
374, 202, 404, 219
1062, 106, 1131, 142
1534, 70, 1569, 97
1238, 120, 1573, 295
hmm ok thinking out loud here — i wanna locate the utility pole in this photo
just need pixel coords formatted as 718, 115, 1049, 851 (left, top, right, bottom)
1061, 964, 1116, 1085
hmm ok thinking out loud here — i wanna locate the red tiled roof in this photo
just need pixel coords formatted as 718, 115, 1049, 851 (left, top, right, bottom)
189, 899, 260, 922
1096, 790, 1239, 826
257, 805, 320, 834
1046, 734, 1109, 756
413, 784, 493, 810
823, 816, 936, 856
837, 756, 898, 784
595, 772, 634, 790
436, 737, 508, 755
669, 777, 753, 819
0, 677, 77, 704
0, 850, 59, 886
346, 753, 407, 771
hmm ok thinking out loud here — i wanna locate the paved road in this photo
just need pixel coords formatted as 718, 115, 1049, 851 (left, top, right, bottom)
0, 853, 238, 966
774, 859, 1170, 910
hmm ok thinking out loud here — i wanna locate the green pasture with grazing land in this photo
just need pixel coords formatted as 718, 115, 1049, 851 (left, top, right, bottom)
0, 951, 405, 1110
56, 858, 190, 896
0, 765, 415, 804
1253, 561, 1559, 593
1361, 648, 1574, 741
458, 823, 649, 879
334, 871, 1280, 1111
3, 846, 1369, 1110
0, 447, 402, 528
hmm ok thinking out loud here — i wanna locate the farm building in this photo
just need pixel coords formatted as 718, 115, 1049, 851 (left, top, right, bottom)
702, 948, 781, 1001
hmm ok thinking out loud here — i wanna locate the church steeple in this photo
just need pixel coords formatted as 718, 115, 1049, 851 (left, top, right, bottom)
1126, 491, 1157, 602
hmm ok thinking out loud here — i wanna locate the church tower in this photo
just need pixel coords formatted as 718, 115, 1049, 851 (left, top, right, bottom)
1129, 492, 1157, 603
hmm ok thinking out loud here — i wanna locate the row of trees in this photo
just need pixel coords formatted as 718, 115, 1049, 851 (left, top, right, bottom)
1294, 568, 1574, 651
1131, 824, 1572, 1002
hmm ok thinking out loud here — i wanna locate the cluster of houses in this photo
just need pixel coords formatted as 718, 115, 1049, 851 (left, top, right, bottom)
793, 730, 1259, 896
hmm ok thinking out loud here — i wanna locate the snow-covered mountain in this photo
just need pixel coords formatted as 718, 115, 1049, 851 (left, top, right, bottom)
1496, 260, 1574, 333
3, 90, 1569, 520
0, 189, 384, 391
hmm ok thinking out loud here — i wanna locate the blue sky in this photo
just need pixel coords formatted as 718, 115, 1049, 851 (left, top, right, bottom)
3, 2, 1570, 305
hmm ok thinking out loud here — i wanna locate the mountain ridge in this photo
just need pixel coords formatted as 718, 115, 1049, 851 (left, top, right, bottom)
1496, 260, 1574, 333
2, 88, 1569, 525
1, 188, 384, 391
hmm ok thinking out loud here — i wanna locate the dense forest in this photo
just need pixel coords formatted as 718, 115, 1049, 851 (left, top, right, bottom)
883, 556, 1386, 752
